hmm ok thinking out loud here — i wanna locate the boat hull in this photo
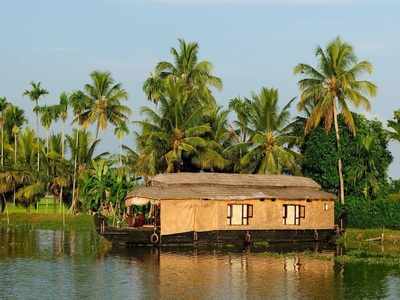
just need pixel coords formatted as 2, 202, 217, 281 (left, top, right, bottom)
98, 227, 337, 247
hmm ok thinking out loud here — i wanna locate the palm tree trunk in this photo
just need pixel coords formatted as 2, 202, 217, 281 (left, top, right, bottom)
71, 128, 79, 213
333, 100, 345, 204
60, 122, 65, 213
36, 101, 40, 172
119, 139, 122, 166
46, 127, 50, 177
59, 186, 63, 213
61, 121, 65, 159
13, 134, 17, 206
1, 126, 4, 167
95, 122, 100, 140
46, 128, 50, 155
14, 134, 17, 165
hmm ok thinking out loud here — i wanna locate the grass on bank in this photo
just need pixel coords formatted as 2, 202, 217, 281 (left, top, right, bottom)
338, 228, 400, 245
0, 204, 94, 231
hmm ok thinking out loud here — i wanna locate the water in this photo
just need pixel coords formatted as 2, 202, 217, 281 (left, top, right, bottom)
1, 228, 400, 300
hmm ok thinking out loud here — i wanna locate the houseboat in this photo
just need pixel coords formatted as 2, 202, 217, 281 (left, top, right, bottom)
96, 173, 337, 246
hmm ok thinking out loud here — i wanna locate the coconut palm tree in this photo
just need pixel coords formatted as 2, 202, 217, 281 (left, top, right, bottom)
388, 109, 400, 142
228, 97, 252, 144
4, 105, 26, 142
36, 105, 56, 154
16, 128, 38, 168
23, 82, 49, 171
121, 145, 139, 176
67, 129, 108, 212
228, 87, 298, 174
114, 122, 129, 165
137, 78, 224, 174
50, 92, 69, 209
0, 97, 9, 167
294, 37, 377, 204
56, 92, 69, 159
193, 106, 230, 171
0, 128, 36, 206
348, 134, 380, 199
143, 39, 222, 105
69, 90, 91, 213
0, 170, 31, 206
3, 105, 27, 166
77, 71, 131, 139
11, 125, 19, 165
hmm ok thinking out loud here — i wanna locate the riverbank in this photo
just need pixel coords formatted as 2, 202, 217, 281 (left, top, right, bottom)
0, 211, 94, 231
334, 228, 400, 265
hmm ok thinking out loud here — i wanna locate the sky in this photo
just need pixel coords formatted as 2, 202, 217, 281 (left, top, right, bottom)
1, 0, 400, 176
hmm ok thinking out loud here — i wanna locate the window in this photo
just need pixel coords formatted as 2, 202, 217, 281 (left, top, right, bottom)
323, 203, 329, 211
283, 205, 305, 225
227, 204, 253, 225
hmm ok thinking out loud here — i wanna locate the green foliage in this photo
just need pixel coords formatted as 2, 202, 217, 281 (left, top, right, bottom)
3, 104, 26, 141
136, 78, 227, 174
387, 109, 400, 141
75, 71, 131, 138
143, 39, 222, 105
294, 36, 377, 135
336, 197, 400, 229
80, 160, 135, 213
301, 113, 392, 198
227, 87, 299, 174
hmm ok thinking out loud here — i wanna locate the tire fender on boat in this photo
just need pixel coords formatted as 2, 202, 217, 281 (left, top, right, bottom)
150, 232, 160, 245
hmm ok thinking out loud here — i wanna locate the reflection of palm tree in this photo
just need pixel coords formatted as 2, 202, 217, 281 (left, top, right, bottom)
23, 82, 49, 171
294, 37, 377, 204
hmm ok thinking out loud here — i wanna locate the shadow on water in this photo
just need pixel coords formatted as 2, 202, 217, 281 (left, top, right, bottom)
1, 227, 400, 299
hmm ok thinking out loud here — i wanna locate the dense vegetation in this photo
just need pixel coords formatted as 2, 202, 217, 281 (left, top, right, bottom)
0, 37, 399, 225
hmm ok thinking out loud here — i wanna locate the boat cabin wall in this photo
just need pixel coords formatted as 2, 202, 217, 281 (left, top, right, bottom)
160, 199, 335, 236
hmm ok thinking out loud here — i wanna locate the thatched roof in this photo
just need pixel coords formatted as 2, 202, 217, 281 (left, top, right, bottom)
151, 173, 321, 189
127, 185, 335, 202
126, 173, 336, 203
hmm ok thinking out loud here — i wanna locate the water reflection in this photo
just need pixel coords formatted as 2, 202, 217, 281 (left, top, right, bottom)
0, 228, 400, 299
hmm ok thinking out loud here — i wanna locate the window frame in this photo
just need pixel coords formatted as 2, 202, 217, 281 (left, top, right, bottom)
227, 204, 253, 225
283, 204, 305, 226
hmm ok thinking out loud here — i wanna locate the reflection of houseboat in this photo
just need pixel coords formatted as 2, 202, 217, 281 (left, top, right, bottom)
96, 173, 337, 246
